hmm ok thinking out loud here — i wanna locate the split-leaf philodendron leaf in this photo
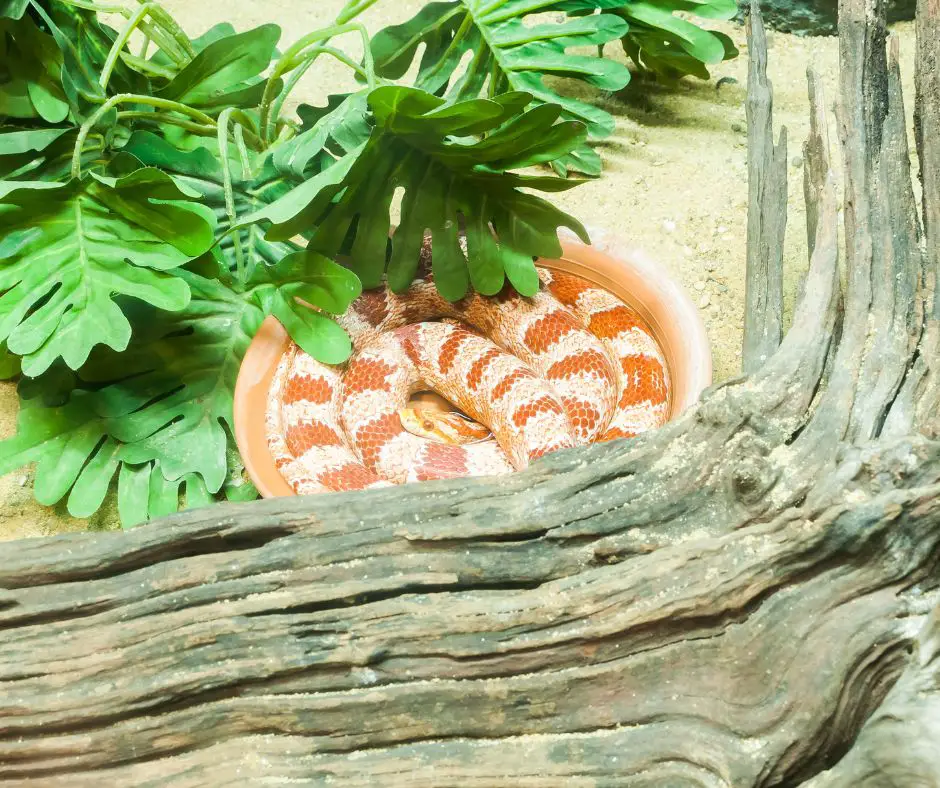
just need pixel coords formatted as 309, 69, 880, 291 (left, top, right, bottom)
0, 169, 216, 376
258, 87, 589, 300
614, 0, 739, 81
364, 0, 631, 176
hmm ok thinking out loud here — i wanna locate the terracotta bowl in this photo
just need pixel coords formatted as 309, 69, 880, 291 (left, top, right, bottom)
234, 237, 713, 498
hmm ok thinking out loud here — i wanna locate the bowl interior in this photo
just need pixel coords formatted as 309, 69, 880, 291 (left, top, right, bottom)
234, 239, 713, 499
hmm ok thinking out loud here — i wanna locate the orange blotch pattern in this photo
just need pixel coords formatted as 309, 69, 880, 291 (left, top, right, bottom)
588, 306, 648, 340
286, 421, 342, 455
283, 374, 332, 406
599, 427, 638, 442
545, 348, 612, 382
523, 310, 579, 354
511, 395, 565, 429
438, 331, 469, 374
546, 272, 592, 305
467, 348, 502, 391
344, 357, 396, 394
320, 463, 383, 491
492, 369, 533, 401
353, 290, 390, 326
415, 442, 468, 481
355, 412, 404, 469
619, 354, 668, 407
560, 396, 602, 438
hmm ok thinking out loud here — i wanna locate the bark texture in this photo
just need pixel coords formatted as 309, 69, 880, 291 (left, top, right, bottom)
744, 0, 788, 372
1, 0, 939, 785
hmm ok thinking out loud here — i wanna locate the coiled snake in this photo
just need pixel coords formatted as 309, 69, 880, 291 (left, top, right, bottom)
266, 245, 671, 494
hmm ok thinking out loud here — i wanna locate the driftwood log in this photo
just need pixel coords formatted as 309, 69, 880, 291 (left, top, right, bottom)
1, 0, 939, 784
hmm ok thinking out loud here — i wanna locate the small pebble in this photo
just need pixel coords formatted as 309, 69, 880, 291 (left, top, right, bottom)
694, 281, 706, 291
791, 155, 804, 167
662, 220, 676, 233
699, 294, 711, 308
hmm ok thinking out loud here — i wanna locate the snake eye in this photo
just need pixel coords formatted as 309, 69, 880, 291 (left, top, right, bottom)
423, 421, 435, 430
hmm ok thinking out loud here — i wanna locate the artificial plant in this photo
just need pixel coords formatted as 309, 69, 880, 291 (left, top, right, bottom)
341, 0, 739, 176
0, 0, 736, 528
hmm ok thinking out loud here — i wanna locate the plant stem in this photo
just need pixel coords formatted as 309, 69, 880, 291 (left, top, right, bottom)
99, 2, 159, 91
53, 0, 127, 12
217, 108, 247, 285
71, 94, 216, 179
335, 0, 381, 24
425, 12, 472, 89
233, 124, 252, 180
258, 23, 375, 144
118, 51, 175, 79
267, 44, 373, 142
115, 111, 216, 135
135, 17, 188, 66
133, 0, 196, 58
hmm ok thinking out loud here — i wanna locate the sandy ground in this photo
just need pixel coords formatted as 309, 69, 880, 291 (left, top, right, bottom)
0, 2, 919, 539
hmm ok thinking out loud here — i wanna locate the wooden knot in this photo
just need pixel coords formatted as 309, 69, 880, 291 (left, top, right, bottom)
729, 451, 779, 506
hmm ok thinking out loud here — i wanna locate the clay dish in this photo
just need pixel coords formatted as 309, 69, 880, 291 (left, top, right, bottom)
234, 238, 713, 498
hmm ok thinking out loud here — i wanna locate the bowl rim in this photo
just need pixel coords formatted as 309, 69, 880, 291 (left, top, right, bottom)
233, 238, 713, 499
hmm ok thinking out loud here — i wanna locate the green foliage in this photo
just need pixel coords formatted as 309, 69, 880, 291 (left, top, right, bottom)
0, 169, 215, 376
615, 0, 739, 81
0, 0, 589, 528
348, 0, 739, 174
264, 87, 589, 299
359, 0, 630, 176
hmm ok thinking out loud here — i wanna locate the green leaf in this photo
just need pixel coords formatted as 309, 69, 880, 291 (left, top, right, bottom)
119, 131, 357, 368
158, 24, 281, 109
0, 0, 28, 19
0, 340, 19, 379
261, 248, 363, 315
0, 127, 72, 156
33, 5, 147, 118
0, 17, 69, 122
0, 168, 216, 376
270, 86, 588, 300
240, 145, 361, 239
274, 92, 372, 178
366, 0, 631, 174
80, 269, 261, 501
0, 389, 114, 511
617, 0, 739, 81
117, 462, 151, 528
0, 126, 81, 182
0, 244, 356, 524
270, 288, 353, 364
117, 131, 296, 282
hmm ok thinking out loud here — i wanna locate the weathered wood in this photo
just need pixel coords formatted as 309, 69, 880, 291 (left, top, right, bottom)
0, 1, 939, 785
743, 0, 788, 373
803, 71, 828, 258
835, 0, 924, 442
803, 604, 940, 787
913, 0, 940, 436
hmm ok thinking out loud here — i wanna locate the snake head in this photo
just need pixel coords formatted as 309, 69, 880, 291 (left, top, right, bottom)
399, 408, 491, 445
